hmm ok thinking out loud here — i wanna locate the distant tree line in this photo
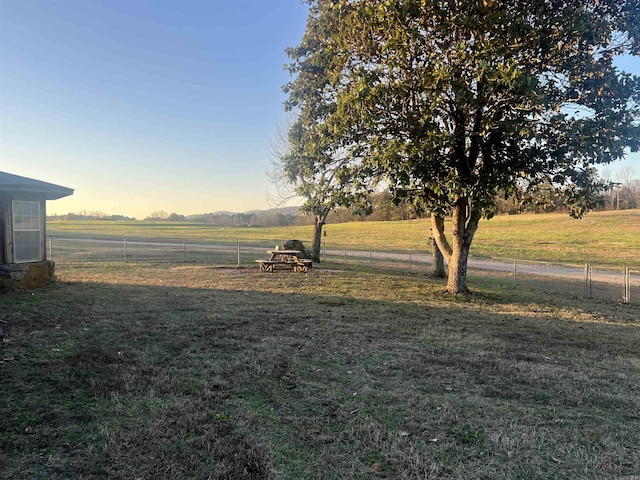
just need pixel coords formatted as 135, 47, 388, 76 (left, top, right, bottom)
493, 167, 640, 214
332, 168, 640, 220
47, 211, 135, 221
48, 167, 639, 225
600, 167, 640, 211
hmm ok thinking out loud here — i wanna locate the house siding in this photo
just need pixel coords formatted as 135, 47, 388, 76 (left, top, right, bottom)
0, 201, 6, 264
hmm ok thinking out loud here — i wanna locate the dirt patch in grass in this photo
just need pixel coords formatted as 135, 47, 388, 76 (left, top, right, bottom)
1, 264, 639, 479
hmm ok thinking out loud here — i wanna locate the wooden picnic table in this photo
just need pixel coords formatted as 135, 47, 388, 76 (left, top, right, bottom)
255, 249, 312, 273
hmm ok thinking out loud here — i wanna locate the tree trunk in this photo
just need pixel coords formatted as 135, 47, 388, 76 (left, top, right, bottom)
430, 223, 445, 278
431, 199, 481, 294
446, 239, 471, 294
432, 242, 445, 278
446, 199, 470, 293
310, 215, 325, 262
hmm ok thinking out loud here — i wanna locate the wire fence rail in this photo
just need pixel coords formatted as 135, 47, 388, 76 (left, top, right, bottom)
48, 236, 640, 307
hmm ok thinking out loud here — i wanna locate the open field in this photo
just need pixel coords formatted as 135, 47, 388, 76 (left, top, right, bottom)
47, 209, 640, 268
1, 262, 639, 479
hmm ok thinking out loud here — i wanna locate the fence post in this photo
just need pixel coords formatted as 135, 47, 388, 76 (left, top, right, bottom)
344, 243, 347, 263
584, 264, 591, 298
369, 246, 372, 265
624, 267, 631, 304
513, 260, 517, 287
237, 240, 240, 267
409, 249, 412, 272
48, 237, 52, 262
124, 238, 127, 263
183, 238, 187, 262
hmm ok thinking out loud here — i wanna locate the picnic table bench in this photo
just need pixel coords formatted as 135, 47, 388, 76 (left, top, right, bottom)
255, 250, 312, 273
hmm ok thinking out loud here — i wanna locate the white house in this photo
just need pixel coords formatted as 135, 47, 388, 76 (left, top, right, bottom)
0, 171, 73, 286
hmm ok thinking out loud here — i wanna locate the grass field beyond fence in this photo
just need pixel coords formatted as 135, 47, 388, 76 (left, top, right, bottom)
1, 262, 639, 479
46, 210, 640, 305
47, 209, 640, 269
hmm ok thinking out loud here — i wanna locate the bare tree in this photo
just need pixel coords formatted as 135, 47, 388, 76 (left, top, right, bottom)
146, 211, 169, 221
615, 167, 639, 210
266, 114, 299, 209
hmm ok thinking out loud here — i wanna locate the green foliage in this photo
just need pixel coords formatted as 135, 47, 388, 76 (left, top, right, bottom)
294, 0, 639, 214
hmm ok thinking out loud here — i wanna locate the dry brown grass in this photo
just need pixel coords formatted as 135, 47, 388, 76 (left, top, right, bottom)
1, 262, 639, 479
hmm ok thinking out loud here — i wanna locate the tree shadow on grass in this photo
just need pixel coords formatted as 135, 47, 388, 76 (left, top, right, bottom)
1, 270, 639, 479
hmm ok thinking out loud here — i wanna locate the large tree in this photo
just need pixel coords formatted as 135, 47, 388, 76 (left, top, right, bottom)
286, 0, 640, 293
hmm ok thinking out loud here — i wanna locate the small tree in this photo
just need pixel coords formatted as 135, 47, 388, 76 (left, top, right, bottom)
270, 102, 370, 261
281, 137, 370, 262
267, 115, 357, 262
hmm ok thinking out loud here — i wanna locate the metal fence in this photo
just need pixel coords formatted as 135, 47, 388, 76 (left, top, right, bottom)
47, 236, 640, 306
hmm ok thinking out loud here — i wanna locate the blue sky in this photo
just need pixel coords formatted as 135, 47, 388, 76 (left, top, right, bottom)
1, 1, 639, 219
0, 0, 309, 218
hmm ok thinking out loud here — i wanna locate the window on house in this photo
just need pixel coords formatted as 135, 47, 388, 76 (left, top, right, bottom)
13, 201, 41, 263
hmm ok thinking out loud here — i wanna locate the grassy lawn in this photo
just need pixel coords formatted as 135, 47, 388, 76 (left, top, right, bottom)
1, 262, 638, 479
47, 209, 640, 268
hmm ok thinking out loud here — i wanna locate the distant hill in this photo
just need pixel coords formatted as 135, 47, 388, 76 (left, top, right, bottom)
203, 211, 235, 217
181, 206, 302, 227
193, 206, 301, 217
245, 206, 300, 216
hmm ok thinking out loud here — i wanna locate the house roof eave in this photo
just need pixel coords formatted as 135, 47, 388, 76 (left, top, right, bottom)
0, 171, 74, 200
